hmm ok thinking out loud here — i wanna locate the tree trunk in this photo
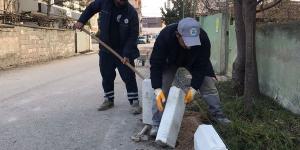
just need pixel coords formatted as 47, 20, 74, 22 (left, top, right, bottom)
232, 0, 246, 96
243, 0, 260, 111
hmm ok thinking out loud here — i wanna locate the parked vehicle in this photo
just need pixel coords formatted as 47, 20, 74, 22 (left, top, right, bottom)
138, 36, 147, 44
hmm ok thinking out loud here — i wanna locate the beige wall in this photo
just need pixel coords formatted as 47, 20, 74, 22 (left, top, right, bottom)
76, 29, 91, 53
0, 26, 76, 69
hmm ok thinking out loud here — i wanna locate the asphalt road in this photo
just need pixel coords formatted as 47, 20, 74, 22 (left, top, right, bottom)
0, 54, 158, 150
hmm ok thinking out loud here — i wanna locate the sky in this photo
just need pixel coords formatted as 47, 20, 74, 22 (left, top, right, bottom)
142, 0, 167, 17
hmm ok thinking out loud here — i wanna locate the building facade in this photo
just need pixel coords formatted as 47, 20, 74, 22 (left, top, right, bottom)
0, 0, 4, 11
1, 0, 143, 32
141, 17, 162, 28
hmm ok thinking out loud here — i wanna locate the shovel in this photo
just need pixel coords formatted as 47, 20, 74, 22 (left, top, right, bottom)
81, 28, 152, 141
81, 28, 144, 79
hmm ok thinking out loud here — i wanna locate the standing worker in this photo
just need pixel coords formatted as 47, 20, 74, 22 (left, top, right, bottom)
73, 0, 142, 114
149, 18, 231, 136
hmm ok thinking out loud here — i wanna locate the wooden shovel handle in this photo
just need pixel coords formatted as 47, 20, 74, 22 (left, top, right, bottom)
81, 28, 146, 80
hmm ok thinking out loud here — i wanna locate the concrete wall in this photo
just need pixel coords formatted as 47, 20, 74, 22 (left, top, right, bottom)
256, 22, 300, 114
201, 13, 300, 114
0, 25, 76, 69
200, 13, 227, 74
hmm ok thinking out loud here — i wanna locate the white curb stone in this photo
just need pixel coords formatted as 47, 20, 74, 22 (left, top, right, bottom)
142, 79, 154, 125
155, 86, 185, 148
194, 125, 228, 150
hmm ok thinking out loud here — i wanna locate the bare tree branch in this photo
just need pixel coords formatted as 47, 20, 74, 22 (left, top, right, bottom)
256, 0, 282, 13
203, 0, 219, 12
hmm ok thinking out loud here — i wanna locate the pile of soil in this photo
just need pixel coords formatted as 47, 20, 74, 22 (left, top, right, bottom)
176, 111, 203, 150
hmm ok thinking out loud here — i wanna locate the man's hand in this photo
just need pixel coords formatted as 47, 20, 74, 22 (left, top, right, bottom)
184, 87, 197, 104
122, 57, 129, 64
154, 89, 166, 112
73, 22, 84, 30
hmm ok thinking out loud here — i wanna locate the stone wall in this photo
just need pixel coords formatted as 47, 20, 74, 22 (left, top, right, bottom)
0, 25, 76, 69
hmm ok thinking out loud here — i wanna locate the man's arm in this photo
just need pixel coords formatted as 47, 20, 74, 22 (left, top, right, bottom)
78, 0, 102, 24
190, 29, 211, 90
150, 34, 167, 89
122, 10, 139, 59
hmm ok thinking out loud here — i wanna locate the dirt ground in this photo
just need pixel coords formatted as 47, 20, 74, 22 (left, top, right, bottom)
176, 111, 203, 150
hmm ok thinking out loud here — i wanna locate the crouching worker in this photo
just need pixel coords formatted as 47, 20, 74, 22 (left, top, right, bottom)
149, 18, 231, 137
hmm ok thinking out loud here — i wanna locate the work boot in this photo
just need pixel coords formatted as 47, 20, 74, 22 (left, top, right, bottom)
210, 113, 232, 125
97, 99, 114, 111
150, 125, 159, 137
130, 100, 142, 115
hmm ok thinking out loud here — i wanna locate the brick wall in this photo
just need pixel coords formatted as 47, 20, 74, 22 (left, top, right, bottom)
0, 25, 76, 69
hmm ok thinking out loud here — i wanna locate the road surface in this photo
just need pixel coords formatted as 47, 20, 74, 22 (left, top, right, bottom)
0, 54, 160, 150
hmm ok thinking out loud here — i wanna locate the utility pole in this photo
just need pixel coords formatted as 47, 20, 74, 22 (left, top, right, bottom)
3, 0, 6, 24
